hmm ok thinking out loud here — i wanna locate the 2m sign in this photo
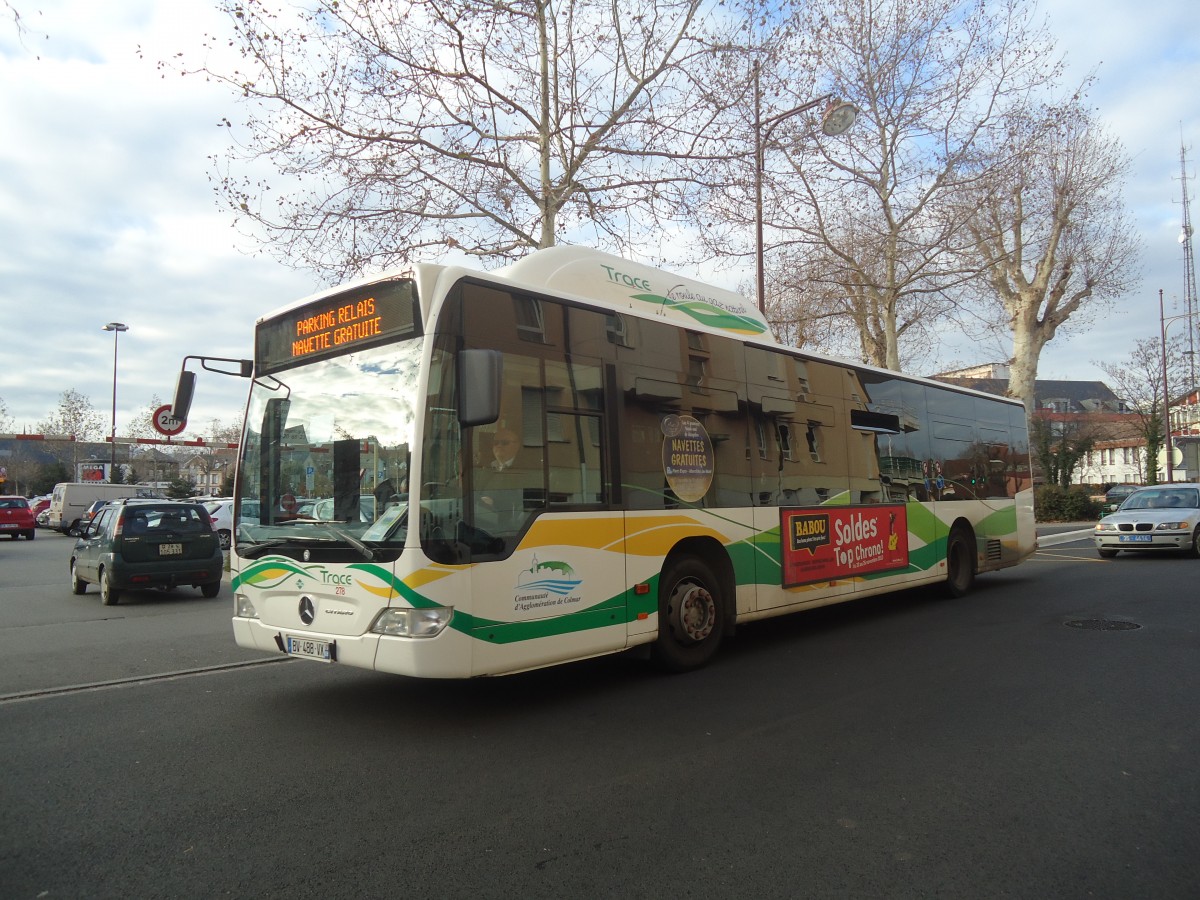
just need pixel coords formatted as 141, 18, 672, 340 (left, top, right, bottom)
152, 405, 187, 437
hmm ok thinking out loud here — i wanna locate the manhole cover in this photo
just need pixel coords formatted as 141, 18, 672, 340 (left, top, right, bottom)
1064, 619, 1141, 631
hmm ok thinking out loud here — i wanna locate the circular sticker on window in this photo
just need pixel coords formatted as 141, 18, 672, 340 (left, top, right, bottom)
661, 415, 714, 503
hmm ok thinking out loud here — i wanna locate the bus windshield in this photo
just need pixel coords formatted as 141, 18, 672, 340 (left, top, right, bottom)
237, 336, 424, 555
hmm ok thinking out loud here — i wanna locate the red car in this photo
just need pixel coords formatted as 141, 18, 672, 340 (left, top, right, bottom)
0, 496, 36, 540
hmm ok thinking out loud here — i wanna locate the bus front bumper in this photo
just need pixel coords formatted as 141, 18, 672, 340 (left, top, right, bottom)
232, 616, 474, 678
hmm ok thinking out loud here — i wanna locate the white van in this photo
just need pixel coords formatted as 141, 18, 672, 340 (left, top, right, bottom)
48, 483, 149, 535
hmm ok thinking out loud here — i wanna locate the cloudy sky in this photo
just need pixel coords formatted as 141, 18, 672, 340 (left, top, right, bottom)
1, 0, 1197, 438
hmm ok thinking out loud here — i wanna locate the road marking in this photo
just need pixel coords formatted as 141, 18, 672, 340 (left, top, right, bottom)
0, 657, 294, 705
1032, 551, 1107, 563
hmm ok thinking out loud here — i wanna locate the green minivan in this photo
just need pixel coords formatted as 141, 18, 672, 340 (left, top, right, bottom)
70, 499, 224, 606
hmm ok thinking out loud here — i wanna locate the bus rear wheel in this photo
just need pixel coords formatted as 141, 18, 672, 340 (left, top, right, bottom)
944, 526, 975, 598
652, 557, 725, 672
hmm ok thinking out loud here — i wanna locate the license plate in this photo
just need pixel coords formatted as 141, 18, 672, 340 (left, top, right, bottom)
286, 635, 334, 662
0, 523, 16, 529
1118, 534, 1153, 543
159, 543, 183, 555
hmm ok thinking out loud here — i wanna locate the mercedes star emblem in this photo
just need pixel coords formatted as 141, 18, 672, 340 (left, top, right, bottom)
299, 596, 315, 625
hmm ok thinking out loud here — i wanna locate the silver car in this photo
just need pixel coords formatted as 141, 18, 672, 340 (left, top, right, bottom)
1094, 484, 1200, 558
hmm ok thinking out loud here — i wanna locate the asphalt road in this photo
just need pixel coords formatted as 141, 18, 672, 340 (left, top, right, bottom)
1, 528, 1197, 898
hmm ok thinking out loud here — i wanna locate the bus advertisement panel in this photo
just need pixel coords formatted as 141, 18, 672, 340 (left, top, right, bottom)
781, 505, 909, 588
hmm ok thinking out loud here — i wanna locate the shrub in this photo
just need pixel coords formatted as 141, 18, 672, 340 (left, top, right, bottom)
1035, 485, 1102, 522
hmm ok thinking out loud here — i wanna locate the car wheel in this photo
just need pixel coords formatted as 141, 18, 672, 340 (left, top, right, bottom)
1097, 548, 1118, 559
25, 530, 35, 540
70, 560, 88, 595
201, 581, 221, 599
1190, 527, 1200, 559
218, 529, 231, 551
99, 568, 121, 606
651, 556, 726, 672
943, 525, 976, 598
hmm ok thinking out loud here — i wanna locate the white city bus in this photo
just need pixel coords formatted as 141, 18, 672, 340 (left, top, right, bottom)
173, 247, 1035, 677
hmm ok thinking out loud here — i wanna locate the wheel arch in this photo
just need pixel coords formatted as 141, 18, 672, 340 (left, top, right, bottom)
661, 535, 736, 634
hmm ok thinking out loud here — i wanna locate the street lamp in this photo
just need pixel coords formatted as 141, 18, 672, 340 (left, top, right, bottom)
754, 60, 858, 317
102, 322, 128, 483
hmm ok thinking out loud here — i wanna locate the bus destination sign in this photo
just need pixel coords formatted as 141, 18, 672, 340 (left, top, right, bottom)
256, 279, 419, 373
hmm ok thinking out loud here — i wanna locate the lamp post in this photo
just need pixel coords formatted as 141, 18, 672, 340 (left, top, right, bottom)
102, 322, 128, 483
753, 60, 858, 317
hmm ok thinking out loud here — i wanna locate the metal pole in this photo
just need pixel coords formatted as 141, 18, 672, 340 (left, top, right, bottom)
1160, 290, 1174, 482
103, 322, 128, 483
111, 330, 119, 480
751, 75, 856, 320
754, 60, 765, 316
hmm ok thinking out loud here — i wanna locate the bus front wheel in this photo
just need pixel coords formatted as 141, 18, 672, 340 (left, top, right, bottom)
652, 557, 725, 672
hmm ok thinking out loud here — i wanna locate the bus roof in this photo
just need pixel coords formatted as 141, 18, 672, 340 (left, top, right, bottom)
492, 246, 771, 341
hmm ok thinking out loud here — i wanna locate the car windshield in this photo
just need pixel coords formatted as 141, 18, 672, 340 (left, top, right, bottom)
237, 337, 424, 553
1121, 488, 1200, 511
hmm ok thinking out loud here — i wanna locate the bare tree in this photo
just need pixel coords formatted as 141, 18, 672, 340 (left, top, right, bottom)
725, 0, 1061, 370
965, 95, 1141, 414
0, 396, 13, 433
36, 389, 104, 476
179, 0, 746, 281
1030, 412, 1098, 490
125, 394, 166, 442
206, 418, 243, 446
1096, 335, 1189, 485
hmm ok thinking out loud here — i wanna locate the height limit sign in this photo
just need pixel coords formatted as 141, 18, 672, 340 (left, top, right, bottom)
152, 405, 187, 437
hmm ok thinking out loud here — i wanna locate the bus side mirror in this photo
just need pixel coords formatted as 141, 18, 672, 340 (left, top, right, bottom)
458, 349, 502, 427
172, 370, 197, 422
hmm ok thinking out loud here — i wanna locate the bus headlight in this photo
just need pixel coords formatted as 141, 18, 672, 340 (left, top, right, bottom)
235, 594, 259, 619
370, 607, 453, 638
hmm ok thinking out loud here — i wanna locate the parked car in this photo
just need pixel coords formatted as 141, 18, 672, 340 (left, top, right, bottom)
1094, 484, 1200, 558
203, 499, 236, 550
0, 496, 36, 540
311, 495, 376, 523
30, 497, 51, 522
83, 499, 113, 524
1103, 483, 1140, 512
69, 499, 223, 605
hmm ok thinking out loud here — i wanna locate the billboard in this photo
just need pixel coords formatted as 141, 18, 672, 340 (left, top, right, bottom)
781, 505, 909, 588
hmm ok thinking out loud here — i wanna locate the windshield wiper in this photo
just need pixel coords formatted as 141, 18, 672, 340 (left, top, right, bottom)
237, 535, 340, 559
316, 524, 377, 561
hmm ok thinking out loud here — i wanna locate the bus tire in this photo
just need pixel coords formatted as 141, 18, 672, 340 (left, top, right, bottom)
944, 525, 975, 598
652, 556, 725, 672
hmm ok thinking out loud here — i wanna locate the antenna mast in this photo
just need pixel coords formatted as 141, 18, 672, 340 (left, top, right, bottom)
1179, 135, 1198, 388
